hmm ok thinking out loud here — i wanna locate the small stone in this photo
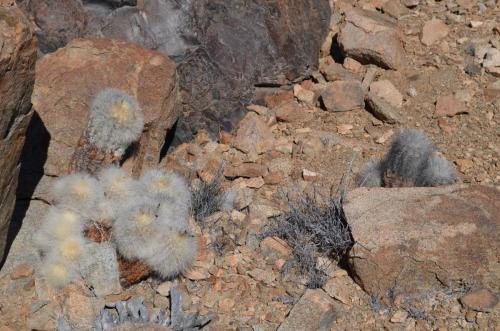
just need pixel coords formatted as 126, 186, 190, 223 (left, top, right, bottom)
390, 310, 408, 323
294, 85, 316, 106
156, 281, 172, 297
65, 291, 105, 330
421, 19, 449, 46
246, 177, 265, 189
435, 96, 468, 117
337, 124, 354, 135
248, 268, 277, 286
382, 0, 410, 19
10, 263, 34, 280
460, 289, 498, 312
343, 57, 363, 73
483, 48, 500, 68
233, 112, 274, 155
321, 81, 365, 112
407, 87, 417, 97
183, 267, 211, 280
369, 80, 403, 108
234, 187, 254, 210
375, 130, 394, 144
247, 104, 269, 116
401, 0, 419, 7
263, 171, 284, 185
302, 169, 318, 181
465, 310, 476, 322
275, 101, 312, 123
224, 163, 267, 178
366, 91, 402, 124
455, 159, 474, 173
219, 298, 235, 312
320, 59, 361, 82
302, 137, 323, 156
469, 21, 483, 28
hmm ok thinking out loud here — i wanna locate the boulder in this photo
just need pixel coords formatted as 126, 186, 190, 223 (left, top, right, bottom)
345, 185, 500, 305
16, 0, 86, 53
338, 8, 405, 70
83, 0, 331, 143
0, 1, 37, 262
32, 38, 180, 176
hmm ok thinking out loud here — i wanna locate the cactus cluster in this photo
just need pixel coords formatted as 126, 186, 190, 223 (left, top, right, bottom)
37, 167, 197, 287
36, 89, 197, 288
358, 129, 457, 188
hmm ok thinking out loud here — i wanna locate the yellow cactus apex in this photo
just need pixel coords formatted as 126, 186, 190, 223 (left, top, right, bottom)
59, 238, 83, 260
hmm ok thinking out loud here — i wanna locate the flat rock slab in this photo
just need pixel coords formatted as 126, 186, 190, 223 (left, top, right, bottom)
345, 185, 500, 304
321, 81, 364, 112
32, 38, 180, 176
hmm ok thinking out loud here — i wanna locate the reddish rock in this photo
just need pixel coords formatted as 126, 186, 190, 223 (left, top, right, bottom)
421, 19, 449, 46
274, 101, 313, 123
321, 81, 365, 112
435, 95, 468, 117
10, 263, 34, 280
460, 289, 498, 312
338, 8, 405, 70
263, 171, 284, 185
32, 38, 180, 176
0, 1, 36, 262
265, 90, 295, 108
232, 112, 274, 154
302, 169, 318, 181
345, 185, 500, 305
224, 163, 267, 178
17, 0, 86, 53
320, 60, 361, 82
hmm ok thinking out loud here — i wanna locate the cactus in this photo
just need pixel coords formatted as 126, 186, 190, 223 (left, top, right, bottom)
357, 129, 458, 188
51, 173, 103, 217
88, 88, 144, 153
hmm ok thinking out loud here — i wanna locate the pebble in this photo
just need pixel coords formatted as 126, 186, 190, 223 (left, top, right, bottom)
10, 263, 34, 280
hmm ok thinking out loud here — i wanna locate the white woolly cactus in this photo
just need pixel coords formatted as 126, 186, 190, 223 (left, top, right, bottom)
357, 129, 458, 188
145, 231, 198, 279
88, 88, 144, 153
51, 173, 103, 217
38, 165, 197, 288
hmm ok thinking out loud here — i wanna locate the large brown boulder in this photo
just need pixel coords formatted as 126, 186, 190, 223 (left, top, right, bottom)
83, 0, 331, 143
0, 0, 37, 261
345, 185, 500, 305
32, 38, 180, 176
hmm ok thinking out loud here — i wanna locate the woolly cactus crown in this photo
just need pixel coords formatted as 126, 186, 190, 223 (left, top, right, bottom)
88, 88, 144, 152
357, 160, 384, 188
51, 173, 103, 216
417, 154, 457, 186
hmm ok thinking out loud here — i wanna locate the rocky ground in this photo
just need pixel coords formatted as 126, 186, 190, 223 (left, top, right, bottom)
0, 0, 499, 330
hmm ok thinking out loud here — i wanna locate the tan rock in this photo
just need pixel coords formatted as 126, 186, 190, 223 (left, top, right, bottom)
224, 163, 267, 178
232, 112, 274, 154
338, 8, 405, 69
321, 81, 365, 112
369, 80, 403, 108
337, 124, 354, 135
421, 19, 449, 46
156, 281, 172, 297
246, 177, 265, 189
32, 38, 180, 176
302, 169, 318, 181
435, 95, 468, 117
343, 57, 364, 73
275, 101, 312, 123
390, 310, 408, 323
345, 185, 500, 305
460, 289, 498, 312
0, 2, 36, 262
64, 291, 105, 330
320, 60, 361, 82
277, 289, 337, 331
294, 85, 317, 106
366, 91, 402, 124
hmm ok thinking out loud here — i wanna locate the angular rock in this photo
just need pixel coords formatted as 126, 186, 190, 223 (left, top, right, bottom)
421, 19, 449, 46
278, 289, 337, 331
435, 95, 468, 117
32, 38, 180, 176
275, 101, 312, 123
459, 289, 498, 312
321, 81, 365, 112
369, 80, 403, 108
0, 1, 37, 262
320, 60, 361, 82
345, 185, 500, 305
366, 91, 402, 124
224, 163, 267, 179
16, 0, 86, 53
84, 0, 331, 143
232, 112, 274, 155
79, 242, 122, 297
338, 8, 405, 70
63, 290, 105, 330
